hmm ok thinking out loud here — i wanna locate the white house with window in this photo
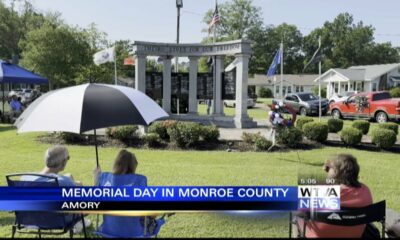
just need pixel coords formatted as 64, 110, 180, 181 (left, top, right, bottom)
248, 74, 319, 98
315, 63, 400, 99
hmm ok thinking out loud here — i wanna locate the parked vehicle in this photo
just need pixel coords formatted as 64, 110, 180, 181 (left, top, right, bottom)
330, 91, 400, 123
274, 93, 329, 116
329, 91, 356, 105
224, 97, 256, 108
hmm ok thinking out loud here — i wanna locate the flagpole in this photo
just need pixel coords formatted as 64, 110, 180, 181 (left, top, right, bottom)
318, 36, 322, 121
114, 43, 118, 85
280, 41, 283, 100
212, 0, 217, 115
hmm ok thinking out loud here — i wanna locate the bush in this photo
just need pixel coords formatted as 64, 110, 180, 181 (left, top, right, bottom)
377, 122, 399, 135
143, 133, 162, 148
371, 129, 397, 149
312, 86, 327, 98
167, 122, 202, 148
390, 87, 400, 98
58, 132, 84, 143
106, 125, 139, 141
253, 135, 273, 151
258, 87, 273, 98
296, 117, 314, 130
276, 126, 303, 147
340, 127, 363, 146
148, 120, 178, 140
242, 132, 255, 144
327, 119, 344, 133
200, 125, 220, 142
302, 122, 329, 142
352, 120, 370, 135
241, 132, 272, 151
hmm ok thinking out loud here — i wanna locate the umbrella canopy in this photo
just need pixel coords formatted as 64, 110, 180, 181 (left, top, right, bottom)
15, 83, 168, 134
0, 60, 48, 84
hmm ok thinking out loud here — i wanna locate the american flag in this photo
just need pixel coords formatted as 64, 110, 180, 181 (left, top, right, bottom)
208, 3, 220, 34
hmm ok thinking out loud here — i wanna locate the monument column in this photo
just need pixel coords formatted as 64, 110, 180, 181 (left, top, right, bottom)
135, 54, 146, 92
162, 56, 172, 113
214, 56, 224, 116
234, 53, 253, 128
188, 56, 199, 114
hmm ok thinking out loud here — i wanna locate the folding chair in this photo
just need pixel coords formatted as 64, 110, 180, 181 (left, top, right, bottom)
289, 200, 386, 238
93, 172, 169, 238
6, 173, 87, 238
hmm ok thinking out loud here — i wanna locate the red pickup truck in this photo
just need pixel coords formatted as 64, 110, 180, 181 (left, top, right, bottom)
330, 91, 400, 123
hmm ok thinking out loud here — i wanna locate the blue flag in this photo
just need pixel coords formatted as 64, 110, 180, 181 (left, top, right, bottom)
267, 49, 282, 77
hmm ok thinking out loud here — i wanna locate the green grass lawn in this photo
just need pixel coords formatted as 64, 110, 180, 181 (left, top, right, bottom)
0, 124, 399, 238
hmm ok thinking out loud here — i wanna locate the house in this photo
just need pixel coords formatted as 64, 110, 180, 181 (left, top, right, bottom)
248, 74, 319, 98
315, 63, 400, 99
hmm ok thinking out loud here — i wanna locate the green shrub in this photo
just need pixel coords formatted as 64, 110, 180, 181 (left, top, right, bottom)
58, 132, 84, 143
377, 122, 399, 135
253, 135, 273, 151
340, 127, 363, 146
241, 132, 272, 151
390, 87, 400, 98
148, 120, 178, 140
258, 87, 273, 98
242, 132, 254, 144
352, 120, 370, 135
200, 125, 220, 142
371, 128, 397, 149
167, 122, 202, 148
106, 125, 139, 141
296, 117, 314, 130
143, 133, 162, 148
302, 122, 329, 142
276, 126, 303, 147
327, 119, 344, 133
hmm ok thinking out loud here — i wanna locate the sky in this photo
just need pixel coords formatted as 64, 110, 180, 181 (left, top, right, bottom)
19, 0, 400, 46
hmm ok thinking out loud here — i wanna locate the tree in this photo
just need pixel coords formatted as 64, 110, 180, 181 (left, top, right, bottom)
303, 13, 399, 73
20, 22, 92, 88
202, 0, 263, 41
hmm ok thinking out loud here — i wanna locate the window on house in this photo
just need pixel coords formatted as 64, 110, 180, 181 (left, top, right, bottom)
372, 83, 377, 91
276, 86, 280, 94
288, 86, 292, 93
300, 86, 304, 92
296, 86, 300, 92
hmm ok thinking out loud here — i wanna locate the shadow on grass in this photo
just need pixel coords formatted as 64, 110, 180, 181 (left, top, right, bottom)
0, 125, 15, 133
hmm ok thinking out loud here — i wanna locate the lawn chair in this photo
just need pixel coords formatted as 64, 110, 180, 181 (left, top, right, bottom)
289, 200, 386, 238
93, 172, 169, 238
6, 173, 87, 238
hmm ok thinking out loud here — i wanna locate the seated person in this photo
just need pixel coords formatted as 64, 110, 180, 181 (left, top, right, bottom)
21, 145, 89, 232
93, 149, 146, 186
21, 145, 81, 186
10, 94, 24, 113
93, 150, 157, 238
295, 154, 373, 238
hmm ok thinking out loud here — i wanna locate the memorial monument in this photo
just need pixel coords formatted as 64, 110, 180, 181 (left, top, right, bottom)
132, 39, 257, 128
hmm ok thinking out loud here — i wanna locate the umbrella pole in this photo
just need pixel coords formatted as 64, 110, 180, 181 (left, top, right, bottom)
94, 129, 99, 167
2, 83, 4, 119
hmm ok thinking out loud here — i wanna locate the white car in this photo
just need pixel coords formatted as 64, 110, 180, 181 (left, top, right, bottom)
329, 92, 356, 105
224, 98, 256, 108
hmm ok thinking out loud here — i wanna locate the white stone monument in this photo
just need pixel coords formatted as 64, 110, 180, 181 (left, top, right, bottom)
132, 39, 257, 128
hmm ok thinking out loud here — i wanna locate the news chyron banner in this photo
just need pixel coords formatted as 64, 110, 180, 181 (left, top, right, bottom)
0, 186, 340, 212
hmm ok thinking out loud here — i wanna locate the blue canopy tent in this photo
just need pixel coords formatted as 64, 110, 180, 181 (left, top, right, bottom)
0, 60, 49, 115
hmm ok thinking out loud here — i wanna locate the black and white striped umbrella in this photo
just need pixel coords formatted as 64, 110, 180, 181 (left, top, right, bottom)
14, 83, 168, 166
15, 83, 168, 134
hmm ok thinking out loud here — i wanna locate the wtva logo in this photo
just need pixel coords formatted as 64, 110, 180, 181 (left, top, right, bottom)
298, 185, 340, 210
